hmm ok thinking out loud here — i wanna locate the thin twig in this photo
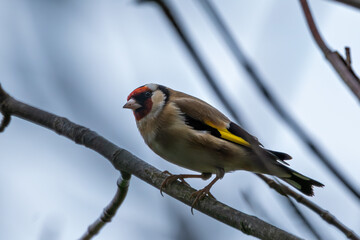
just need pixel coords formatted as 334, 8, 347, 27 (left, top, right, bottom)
300, 0, 360, 101
257, 174, 359, 240
79, 172, 131, 240
300, 1, 331, 55
0, 85, 301, 240
345, 47, 352, 68
199, 0, 360, 201
280, 195, 324, 240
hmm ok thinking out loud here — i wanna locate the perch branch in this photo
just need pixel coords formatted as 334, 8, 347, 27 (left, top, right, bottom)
0, 84, 301, 240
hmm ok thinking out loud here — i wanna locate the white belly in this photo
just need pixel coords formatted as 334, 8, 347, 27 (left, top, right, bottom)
149, 139, 217, 173
148, 133, 252, 174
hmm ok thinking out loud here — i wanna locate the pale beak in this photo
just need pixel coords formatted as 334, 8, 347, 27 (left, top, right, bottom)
123, 98, 142, 110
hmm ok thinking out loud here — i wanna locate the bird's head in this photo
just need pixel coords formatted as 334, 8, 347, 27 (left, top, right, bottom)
123, 83, 169, 121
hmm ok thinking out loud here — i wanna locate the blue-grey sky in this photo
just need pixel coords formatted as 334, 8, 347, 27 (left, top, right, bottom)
0, 0, 359, 239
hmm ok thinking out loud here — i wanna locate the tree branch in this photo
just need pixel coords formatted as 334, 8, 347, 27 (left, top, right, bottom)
285, 197, 324, 240
0, 111, 10, 132
79, 173, 131, 240
0, 87, 11, 132
300, 0, 360, 101
256, 174, 360, 240
0, 84, 301, 240
330, 0, 360, 9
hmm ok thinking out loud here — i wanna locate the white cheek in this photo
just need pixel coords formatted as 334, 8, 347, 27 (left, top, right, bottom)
150, 103, 164, 118
148, 91, 165, 119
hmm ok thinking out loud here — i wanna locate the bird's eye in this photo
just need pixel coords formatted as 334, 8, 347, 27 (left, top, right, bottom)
145, 92, 151, 97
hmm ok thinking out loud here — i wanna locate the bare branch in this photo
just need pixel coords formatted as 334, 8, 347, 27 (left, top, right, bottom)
300, 0, 360, 101
345, 47, 352, 68
330, 0, 360, 9
79, 173, 131, 240
256, 174, 360, 240
0, 86, 10, 132
281, 195, 324, 240
0, 111, 10, 132
0, 85, 301, 240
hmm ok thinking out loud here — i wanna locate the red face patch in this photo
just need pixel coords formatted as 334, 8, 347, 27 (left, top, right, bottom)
134, 99, 152, 121
127, 86, 150, 101
127, 85, 153, 121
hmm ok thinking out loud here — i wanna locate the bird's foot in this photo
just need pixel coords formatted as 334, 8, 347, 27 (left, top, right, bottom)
160, 171, 190, 196
190, 186, 216, 214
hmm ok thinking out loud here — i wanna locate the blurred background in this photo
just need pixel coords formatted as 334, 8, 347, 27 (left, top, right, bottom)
0, 0, 359, 239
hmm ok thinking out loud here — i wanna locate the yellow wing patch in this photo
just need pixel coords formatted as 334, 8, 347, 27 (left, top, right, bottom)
205, 121, 251, 147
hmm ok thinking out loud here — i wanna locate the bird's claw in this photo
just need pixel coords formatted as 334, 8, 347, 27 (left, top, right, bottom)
190, 187, 216, 214
160, 171, 190, 196
162, 170, 172, 176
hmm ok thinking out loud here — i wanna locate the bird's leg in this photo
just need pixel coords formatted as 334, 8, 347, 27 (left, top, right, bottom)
160, 171, 212, 196
190, 168, 225, 214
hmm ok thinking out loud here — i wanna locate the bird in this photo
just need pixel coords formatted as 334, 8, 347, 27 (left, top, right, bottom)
123, 83, 324, 210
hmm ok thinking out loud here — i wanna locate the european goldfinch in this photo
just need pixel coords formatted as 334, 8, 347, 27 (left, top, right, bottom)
123, 83, 324, 208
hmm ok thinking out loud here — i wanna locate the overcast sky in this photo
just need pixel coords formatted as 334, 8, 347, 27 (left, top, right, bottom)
0, 0, 359, 239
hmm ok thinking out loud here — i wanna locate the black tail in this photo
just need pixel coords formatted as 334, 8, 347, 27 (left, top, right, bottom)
267, 150, 292, 161
280, 166, 324, 196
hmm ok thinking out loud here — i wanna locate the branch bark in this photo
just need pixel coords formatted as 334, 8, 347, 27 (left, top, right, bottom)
330, 0, 360, 9
0, 85, 301, 240
79, 173, 131, 240
300, 0, 360, 101
257, 174, 359, 240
